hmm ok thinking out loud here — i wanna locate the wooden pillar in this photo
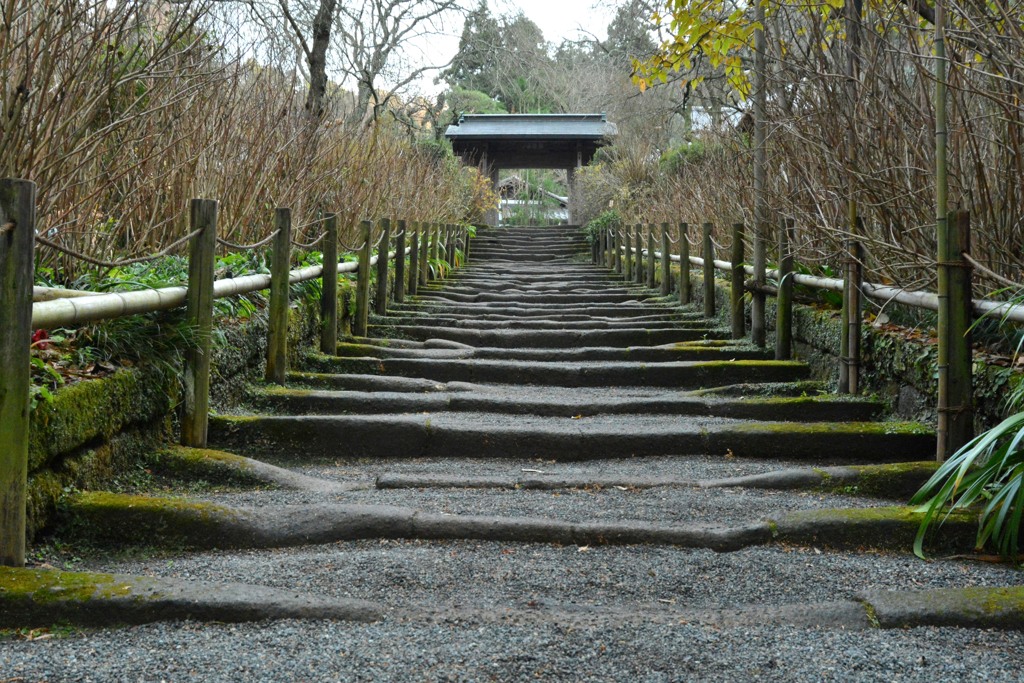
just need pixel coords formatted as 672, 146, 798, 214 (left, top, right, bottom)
646, 224, 656, 288
660, 222, 672, 296
630, 225, 638, 284
394, 219, 406, 304
430, 223, 440, 278
731, 223, 746, 339
937, 209, 974, 460
354, 220, 373, 337
751, 219, 767, 348
624, 227, 632, 280
375, 217, 391, 315
446, 224, 456, 268
181, 198, 218, 447
419, 222, 430, 286
775, 219, 795, 360
0, 179, 35, 567
265, 208, 291, 385
614, 229, 622, 275
319, 213, 339, 355
702, 222, 716, 318
679, 222, 691, 305
408, 223, 420, 296
846, 239, 864, 394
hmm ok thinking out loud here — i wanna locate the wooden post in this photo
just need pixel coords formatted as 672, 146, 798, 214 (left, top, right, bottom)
598, 228, 606, 268
266, 208, 291, 385
394, 219, 406, 304
430, 223, 440, 278
679, 222, 691, 305
419, 222, 430, 286
938, 210, 974, 460
646, 224, 656, 288
408, 223, 419, 296
614, 229, 622, 275
181, 198, 218, 448
703, 222, 716, 318
375, 218, 391, 315
775, 219, 795, 361
463, 226, 471, 263
0, 179, 35, 567
354, 220, 373, 337
446, 224, 456, 269
660, 222, 672, 296
624, 227, 632, 281
630, 224, 638, 282
319, 213, 339, 355
731, 223, 746, 339
751, 219, 767, 348
838, 238, 854, 394
847, 239, 864, 394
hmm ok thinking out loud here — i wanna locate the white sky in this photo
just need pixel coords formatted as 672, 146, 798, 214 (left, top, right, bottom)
494, 0, 618, 44
408, 0, 620, 94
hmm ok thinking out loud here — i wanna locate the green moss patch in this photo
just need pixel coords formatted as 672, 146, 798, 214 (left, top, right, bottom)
59, 491, 242, 549
150, 446, 268, 487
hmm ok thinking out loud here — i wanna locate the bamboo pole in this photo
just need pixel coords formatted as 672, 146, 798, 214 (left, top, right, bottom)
646, 224, 656, 288
408, 223, 419, 297
394, 219, 406, 304
847, 239, 864, 394
181, 199, 218, 448
265, 208, 292, 385
678, 222, 690, 305
775, 219, 795, 361
703, 222, 716, 318
751, 1, 768, 349
354, 220, 373, 337
375, 218, 391, 315
935, 0, 953, 459
319, 213, 339, 355
938, 210, 974, 459
731, 223, 746, 339
660, 222, 672, 296
0, 179, 35, 567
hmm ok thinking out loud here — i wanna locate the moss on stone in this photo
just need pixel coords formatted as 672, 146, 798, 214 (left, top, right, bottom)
0, 567, 132, 606
28, 367, 175, 472
60, 491, 239, 549
839, 461, 940, 497
150, 446, 266, 487
730, 421, 931, 436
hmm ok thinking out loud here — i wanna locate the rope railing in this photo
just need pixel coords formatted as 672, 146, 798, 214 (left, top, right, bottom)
217, 229, 280, 251
290, 231, 328, 250
34, 228, 203, 268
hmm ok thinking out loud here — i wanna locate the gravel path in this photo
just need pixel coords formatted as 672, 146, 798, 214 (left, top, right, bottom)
4, 618, 1023, 682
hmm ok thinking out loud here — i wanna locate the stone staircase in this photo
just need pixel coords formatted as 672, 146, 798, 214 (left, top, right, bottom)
13, 224, 1024, 681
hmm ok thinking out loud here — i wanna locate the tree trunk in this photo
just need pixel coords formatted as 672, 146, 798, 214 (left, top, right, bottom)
305, 0, 337, 119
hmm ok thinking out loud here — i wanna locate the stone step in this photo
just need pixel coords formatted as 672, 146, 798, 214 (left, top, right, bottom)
371, 317, 713, 331
389, 302, 678, 318
334, 341, 766, 362
368, 325, 729, 348
415, 291, 658, 304
254, 387, 885, 422
209, 413, 933, 462
303, 355, 809, 387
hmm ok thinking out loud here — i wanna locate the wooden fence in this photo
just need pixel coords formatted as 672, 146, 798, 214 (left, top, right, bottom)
0, 178, 470, 567
596, 218, 1024, 463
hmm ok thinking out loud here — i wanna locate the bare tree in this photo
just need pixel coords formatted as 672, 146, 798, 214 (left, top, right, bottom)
335, 0, 467, 125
